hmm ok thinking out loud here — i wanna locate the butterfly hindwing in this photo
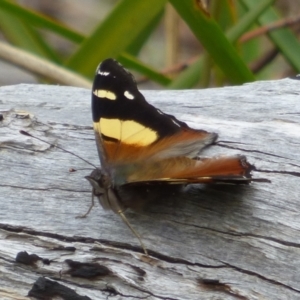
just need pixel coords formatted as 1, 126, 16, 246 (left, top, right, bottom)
122, 155, 254, 185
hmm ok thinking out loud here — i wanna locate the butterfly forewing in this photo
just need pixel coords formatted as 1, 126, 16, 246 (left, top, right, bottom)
92, 59, 218, 167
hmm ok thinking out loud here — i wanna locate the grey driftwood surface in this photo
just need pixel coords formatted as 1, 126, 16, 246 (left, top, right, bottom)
0, 79, 300, 299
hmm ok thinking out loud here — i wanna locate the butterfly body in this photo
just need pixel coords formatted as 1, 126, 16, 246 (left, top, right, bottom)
86, 58, 268, 253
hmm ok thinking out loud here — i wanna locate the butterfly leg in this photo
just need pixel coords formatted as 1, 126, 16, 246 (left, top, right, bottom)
76, 189, 96, 219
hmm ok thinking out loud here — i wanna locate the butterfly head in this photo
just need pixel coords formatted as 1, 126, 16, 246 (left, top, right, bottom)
85, 168, 107, 196
85, 168, 126, 214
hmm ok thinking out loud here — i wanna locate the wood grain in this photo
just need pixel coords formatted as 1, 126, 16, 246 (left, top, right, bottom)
0, 79, 299, 299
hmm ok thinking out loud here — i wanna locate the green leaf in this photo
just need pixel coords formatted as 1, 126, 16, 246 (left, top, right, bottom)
168, 58, 204, 89
227, 0, 275, 43
0, 8, 60, 62
66, 0, 168, 77
125, 9, 164, 56
169, 0, 255, 85
241, 0, 300, 72
0, 0, 84, 44
118, 53, 172, 86
169, 0, 274, 88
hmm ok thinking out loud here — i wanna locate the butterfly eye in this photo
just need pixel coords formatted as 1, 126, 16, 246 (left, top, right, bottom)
85, 175, 104, 195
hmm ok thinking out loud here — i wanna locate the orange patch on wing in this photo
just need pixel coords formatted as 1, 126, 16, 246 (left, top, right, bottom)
126, 155, 251, 183
99, 129, 216, 163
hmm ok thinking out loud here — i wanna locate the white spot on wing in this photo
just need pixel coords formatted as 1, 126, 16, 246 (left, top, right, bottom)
98, 70, 110, 76
93, 89, 116, 100
172, 119, 181, 127
124, 91, 134, 100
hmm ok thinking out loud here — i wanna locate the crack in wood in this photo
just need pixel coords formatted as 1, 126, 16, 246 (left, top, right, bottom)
0, 223, 146, 254
0, 223, 228, 271
217, 143, 288, 159
0, 184, 90, 193
0, 184, 51, 191
198, 278, 249, 300
220, 261, 300, 294
259, 169, 300, 177
170, 220, 300, 248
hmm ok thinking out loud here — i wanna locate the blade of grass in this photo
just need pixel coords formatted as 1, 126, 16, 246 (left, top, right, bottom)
126, 9, 164, 56
0, 40, 91, 87
0, 8, 60, 62
241, 0, 300, 72
0, 1, 168, 84
0, 0, 84, 43
227, 0, 275, 43
118, 53, 172, 86
211, 0, 236, 31
169, 0, 274, 88
168, 57, 204, 89
169, 0, 255, 85
66, 0, 168, 77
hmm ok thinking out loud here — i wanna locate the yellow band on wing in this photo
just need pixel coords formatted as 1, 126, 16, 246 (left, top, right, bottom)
94, 118, 158, 146
93, 89, 116, 100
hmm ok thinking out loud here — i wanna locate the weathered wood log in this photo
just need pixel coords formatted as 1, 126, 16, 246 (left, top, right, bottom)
0, 79, 300, 299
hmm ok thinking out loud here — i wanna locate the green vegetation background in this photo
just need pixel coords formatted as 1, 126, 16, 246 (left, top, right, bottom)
0, 0, 299, 88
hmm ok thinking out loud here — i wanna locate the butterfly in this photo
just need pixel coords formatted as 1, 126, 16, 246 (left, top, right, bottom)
85, 58, 268, 254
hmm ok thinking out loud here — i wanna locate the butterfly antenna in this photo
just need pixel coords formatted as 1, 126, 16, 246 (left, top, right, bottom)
20, 130, 98, 169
